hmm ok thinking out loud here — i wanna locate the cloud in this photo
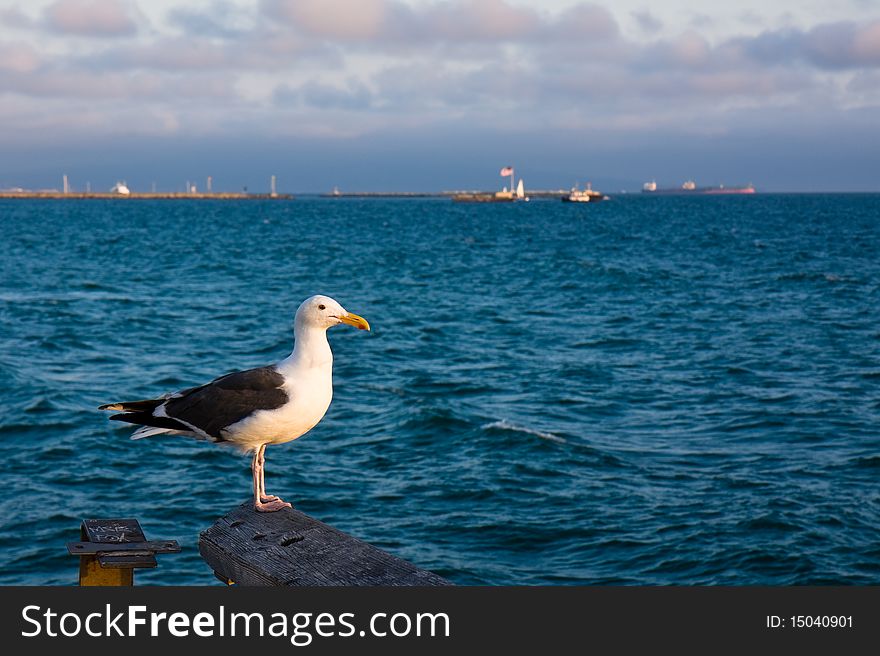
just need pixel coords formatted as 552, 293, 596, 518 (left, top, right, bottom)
44, 0, 141, 38
265, 0, 392, 40
853, 20, 880, 60
740, 20, 880, 69
804, 20, 880, 68
2, 1, 880, 161
641, 31, 713, 69
262, 0, 614, 46
0, 67, 236, 102
548, 3, 619, 41
84, 38, 253, 72
848, 68, 880, 93
0, 42, 42, 74
276, 79, 374, 110
632, 10, 663, 34
0, 7, 39, 30
422, 0, 542, 42
166, 1, 256, 39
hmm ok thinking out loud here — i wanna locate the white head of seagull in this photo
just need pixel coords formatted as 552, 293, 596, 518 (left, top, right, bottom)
100, 294, 370, 513
295, 294, 371, 333
283, 295, 370, 370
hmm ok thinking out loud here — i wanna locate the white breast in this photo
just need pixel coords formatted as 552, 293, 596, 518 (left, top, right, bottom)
223, 364, 333, 452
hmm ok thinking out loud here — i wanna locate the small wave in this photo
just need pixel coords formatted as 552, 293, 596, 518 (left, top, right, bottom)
756, 392, 796, 404
0, 422, 81, 436
718, 475, 771, 490
396, 407, 472, 435
852, 456, 880, 469
775, 271, 850, 284
362, 383, 408, 397
482, 420, 567, 444
572, 337, 641, 349
711, 417, 788, 433
738, 514, 801, 532
152, 376, 189, 387
25, 397, 57, 414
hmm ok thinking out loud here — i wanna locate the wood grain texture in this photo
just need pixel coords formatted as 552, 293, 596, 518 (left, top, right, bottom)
199, 502, 452, 586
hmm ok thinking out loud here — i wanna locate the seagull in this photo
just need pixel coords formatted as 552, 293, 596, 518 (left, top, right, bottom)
99, 295, 370, 512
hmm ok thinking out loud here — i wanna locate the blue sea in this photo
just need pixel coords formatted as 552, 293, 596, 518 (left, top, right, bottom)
1, 194, 878, 585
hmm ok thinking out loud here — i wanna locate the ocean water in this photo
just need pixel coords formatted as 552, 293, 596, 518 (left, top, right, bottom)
0, 194, 878, 586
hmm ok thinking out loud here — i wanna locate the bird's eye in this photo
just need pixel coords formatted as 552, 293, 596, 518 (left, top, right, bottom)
318, 304, 326, 310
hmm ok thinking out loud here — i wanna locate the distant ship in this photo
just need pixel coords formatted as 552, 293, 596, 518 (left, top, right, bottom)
642, 180, 755, 195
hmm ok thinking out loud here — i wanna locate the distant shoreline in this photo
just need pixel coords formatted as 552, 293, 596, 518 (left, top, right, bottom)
0, 190, 572, 200
1, 190, 877, 200
322, 190, 572, 198
0, 191, 292, 200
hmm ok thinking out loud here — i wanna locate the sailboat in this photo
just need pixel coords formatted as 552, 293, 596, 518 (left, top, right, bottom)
516, 179, 529, 201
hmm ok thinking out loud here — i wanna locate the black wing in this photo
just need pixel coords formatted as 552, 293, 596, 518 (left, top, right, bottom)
161, 366, 289, 440
104, 366, 288, 441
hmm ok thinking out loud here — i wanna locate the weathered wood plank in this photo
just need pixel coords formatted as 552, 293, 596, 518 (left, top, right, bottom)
199, 502, 452, 586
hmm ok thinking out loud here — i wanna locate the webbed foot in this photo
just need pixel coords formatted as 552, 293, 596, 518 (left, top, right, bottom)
254, 498, 293, 512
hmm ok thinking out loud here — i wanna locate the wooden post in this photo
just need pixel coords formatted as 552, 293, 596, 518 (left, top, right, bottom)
200, 502, 452, 586
68, 519, 180, 586
78, 532, 132, 585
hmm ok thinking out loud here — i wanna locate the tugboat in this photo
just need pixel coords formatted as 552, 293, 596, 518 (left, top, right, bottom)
562, 182, 608, 203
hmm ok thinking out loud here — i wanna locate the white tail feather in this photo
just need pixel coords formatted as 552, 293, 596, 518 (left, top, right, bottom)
131, 425, 173, 440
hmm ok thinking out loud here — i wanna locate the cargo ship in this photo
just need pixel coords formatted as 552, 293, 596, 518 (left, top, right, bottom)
642, 180, 755, 195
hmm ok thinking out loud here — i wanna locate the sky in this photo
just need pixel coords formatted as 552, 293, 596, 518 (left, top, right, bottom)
1, 0, 879, 192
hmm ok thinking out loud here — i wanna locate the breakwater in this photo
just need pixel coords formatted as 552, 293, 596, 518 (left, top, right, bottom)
0, 192, 292, 200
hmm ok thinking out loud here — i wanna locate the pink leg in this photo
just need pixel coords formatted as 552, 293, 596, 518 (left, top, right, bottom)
251, 449, 260, 507
258, 444, 279, 503
253, 444, 292, 513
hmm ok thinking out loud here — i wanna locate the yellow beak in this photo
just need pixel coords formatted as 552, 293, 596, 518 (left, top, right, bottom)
338, 312, 370, 331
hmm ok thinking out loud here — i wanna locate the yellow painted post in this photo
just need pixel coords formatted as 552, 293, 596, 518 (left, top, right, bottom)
78, 555, 134, 586
77, 520, 144, 586
70, 519, 178, 586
